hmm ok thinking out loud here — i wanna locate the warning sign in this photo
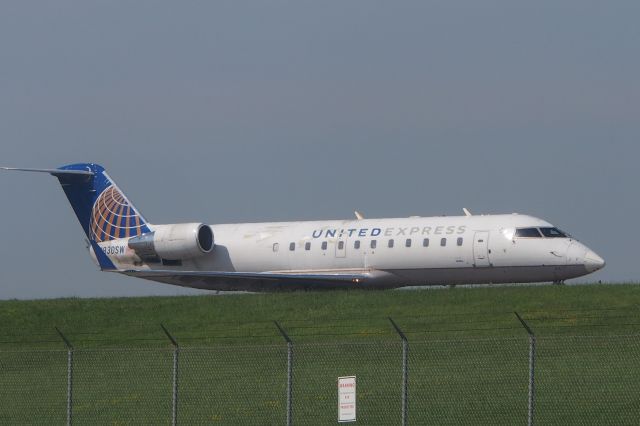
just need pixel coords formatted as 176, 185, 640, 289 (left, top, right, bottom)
338, 376, 356, 422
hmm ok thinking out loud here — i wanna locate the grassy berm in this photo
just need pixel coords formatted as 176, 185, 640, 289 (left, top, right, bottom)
1, 283, 639, 425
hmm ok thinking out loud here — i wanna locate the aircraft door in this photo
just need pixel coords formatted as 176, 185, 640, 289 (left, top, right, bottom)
473, 231, 491, 267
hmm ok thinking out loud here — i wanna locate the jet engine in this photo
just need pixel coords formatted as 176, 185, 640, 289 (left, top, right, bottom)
128, 223, 214, 261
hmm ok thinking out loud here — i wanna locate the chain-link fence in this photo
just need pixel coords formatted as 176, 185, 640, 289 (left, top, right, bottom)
1, 324, 639, 424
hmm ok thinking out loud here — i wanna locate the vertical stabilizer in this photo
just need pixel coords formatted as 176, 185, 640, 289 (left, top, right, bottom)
56, 163, 151, 244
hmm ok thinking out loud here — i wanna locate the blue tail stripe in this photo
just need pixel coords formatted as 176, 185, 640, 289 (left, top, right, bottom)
90, 240, 116, 270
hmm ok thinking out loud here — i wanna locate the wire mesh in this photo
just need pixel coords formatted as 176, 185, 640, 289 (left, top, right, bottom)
409, 337, 530, 425
72, 348, 173, 424
179, 345, 287, 424
292, 340, 402, 425
0, 350, 67, 424
536, 334, 640, 425
0, 334, 639, 424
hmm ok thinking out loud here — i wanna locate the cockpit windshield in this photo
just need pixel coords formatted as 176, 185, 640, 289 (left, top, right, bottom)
515, 228, 543, 238
514, 227, 569, 239
539, 227, 568, 238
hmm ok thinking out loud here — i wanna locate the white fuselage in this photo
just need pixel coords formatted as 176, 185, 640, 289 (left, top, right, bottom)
102, 213, 605, 291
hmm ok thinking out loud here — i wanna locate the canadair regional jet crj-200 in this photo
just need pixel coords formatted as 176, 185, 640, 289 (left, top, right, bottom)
1, 163, 605, 291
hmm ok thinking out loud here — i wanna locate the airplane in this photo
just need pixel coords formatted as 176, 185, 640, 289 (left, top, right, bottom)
1, 163, 605, 291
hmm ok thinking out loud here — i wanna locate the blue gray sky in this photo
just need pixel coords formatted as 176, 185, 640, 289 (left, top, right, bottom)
1, 1, 638, 299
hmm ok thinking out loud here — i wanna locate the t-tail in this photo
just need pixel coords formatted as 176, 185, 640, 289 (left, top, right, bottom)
2, 163, 217, 274
1, 163, 151, 270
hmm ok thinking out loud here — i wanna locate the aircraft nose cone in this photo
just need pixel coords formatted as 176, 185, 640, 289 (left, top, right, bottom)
584, 250, 605, 273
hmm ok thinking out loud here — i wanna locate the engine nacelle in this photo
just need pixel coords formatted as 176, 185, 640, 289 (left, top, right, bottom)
128, 223, 214, 261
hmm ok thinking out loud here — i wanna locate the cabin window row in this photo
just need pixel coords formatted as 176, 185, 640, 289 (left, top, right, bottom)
285, 237, 464, 252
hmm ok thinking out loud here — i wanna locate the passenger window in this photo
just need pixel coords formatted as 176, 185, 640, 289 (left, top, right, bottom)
305, 242, 311, 251
440, 238, 447, 247
289, 242, 295, 251
388, 239, 394, 248
423, 238, 429, 247
457, 237, 463, 246
338, 241, 345, 250
371, 240, 377, 249
321, 241, 328, 250
405, 239, 412, 248
354, 240, 361, 249
273, 243, 279, 252
515, 228, 543, 238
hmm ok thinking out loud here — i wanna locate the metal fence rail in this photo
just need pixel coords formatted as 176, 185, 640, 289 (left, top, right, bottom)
1, 328, 639, 424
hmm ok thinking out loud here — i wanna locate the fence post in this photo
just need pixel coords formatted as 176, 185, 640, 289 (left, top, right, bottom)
161, 324, 179, 426
514, 312, 536, 426
389, 317, 408, 426
55, 327, 73, 426
274, 321, 293, 426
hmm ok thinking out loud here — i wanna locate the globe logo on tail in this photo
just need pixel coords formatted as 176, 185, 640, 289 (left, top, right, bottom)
90, 185, 147, 242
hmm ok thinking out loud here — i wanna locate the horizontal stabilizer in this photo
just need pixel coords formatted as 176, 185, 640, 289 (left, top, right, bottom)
0, 167, 94, 177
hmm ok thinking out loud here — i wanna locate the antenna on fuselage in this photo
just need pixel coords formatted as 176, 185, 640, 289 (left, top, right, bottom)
354, 211, 365, 220
463, 208, 472, 217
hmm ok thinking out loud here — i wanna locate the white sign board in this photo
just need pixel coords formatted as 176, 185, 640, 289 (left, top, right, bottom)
338, 376, 356, 422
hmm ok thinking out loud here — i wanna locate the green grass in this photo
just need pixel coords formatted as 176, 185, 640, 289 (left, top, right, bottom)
1, 283, 640, 348
1, 284, 640, 424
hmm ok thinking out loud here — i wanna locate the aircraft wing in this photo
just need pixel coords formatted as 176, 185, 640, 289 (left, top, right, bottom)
121, 269, 371, 292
